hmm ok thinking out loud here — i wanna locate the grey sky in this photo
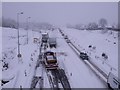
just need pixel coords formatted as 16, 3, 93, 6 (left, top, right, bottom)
2, 2, 118, 26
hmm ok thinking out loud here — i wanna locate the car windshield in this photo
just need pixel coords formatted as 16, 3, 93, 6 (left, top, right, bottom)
46, 55, 54, 60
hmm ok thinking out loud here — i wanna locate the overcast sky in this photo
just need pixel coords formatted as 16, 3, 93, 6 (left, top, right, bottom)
2, 2, 118, 26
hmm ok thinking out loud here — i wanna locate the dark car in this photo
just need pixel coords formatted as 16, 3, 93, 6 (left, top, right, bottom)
64, 35, 68, 39
66, 39, 71, 43
80, 52, 89, 60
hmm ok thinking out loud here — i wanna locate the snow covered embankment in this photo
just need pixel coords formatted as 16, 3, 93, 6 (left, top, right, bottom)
2, 27, 40, 88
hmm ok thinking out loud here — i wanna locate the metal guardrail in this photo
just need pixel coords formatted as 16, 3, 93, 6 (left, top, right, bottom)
40, 38, 71, 89
59, 29, 120, 89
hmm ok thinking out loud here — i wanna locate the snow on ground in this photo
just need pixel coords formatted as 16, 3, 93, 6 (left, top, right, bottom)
2, 26, 116, 88
62, 27, 118, 77
48, 29, 107, 88
2, 27, 41, 88
0, 27, 2, 89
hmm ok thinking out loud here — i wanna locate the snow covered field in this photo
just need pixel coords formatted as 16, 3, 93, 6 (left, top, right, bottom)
53, 29, 107, 88
1, 26, 118, 88
62, 27, 118, 77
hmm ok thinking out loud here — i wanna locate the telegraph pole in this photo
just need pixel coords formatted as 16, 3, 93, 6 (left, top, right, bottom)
17, 12, 23, 58
26, 17, 31, 44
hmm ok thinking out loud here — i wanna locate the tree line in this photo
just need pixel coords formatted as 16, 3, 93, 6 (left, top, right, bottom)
67, 18, 119, 31
1, 17, 54, 31
1, 17, 119, 31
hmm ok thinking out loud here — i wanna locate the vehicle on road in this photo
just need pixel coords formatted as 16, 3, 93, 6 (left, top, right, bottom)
64, 35, 68, 39
62, 33, 64, 36
66, 39, 71, 43
44, 51, 58, 69
49, 38, 57, 48
80, 52, 89, 60
42, 33, 49, 43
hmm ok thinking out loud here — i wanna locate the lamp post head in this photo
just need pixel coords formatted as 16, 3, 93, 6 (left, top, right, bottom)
20, 12, 24, 14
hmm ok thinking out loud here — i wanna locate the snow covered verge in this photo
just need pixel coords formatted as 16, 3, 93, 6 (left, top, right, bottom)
1, 26, 118, 88
48, 29, 107, 88
62, 27, 118, 77
1, 27, 40, 88
0, 27, 2, 89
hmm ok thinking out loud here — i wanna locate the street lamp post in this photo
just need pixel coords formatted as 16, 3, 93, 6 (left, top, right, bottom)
17, 12, 23, 58
26, 17, 31, 44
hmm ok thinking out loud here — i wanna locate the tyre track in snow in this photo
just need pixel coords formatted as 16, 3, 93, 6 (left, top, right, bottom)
30, 42, 56, 89
30, 42, 44, 89
31, 31, 71, 89
58, 28, 108, 87
45, 68, 71, 89
40, 38, 71, 89
55, 69, 71, 89
41, 42, 60, 89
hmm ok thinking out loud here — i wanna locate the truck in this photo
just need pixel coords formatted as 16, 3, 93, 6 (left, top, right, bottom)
44, 51, 58, 69
41, 33, 49, 43
49, 38, 57, 48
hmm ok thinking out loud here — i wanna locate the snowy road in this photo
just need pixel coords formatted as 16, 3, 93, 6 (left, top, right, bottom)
31, 40, 71, 89
61, 28, 118, 77
30, 28, 108, 88
53, 29, 107, 88
2, 27, 112, 88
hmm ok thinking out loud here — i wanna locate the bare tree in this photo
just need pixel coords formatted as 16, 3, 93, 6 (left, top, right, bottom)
99, 18, 107, 29
75, 24, 85, 30
38, 22, 53, 30
2, 17, 17, 29
87, 22, 98, 30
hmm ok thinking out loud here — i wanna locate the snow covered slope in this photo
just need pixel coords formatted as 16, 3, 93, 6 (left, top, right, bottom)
2, 27, 41, 88
62, 27, 118, 77
51, 29, 107, 88
2, 26, 116, 88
